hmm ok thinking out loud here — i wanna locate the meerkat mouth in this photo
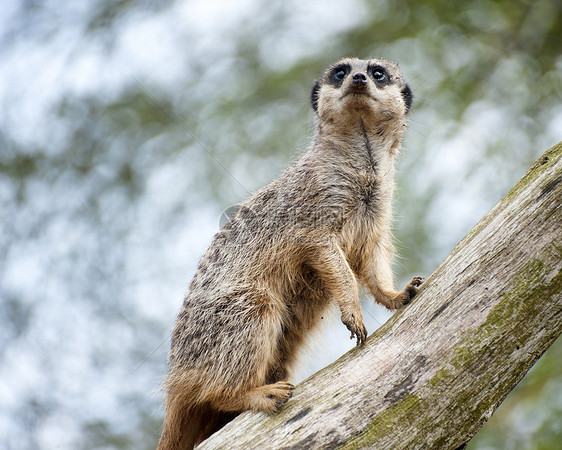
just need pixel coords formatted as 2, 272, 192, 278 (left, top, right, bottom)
339, 90, 377, 102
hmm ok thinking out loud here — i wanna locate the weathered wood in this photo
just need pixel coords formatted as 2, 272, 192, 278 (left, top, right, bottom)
199, 142, 562, 449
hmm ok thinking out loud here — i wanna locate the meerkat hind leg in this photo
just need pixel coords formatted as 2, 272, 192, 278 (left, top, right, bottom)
217, 381, 295, 414
247, 381, 295, 413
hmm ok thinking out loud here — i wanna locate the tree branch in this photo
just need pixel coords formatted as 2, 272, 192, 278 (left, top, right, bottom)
200, 142, 562, 449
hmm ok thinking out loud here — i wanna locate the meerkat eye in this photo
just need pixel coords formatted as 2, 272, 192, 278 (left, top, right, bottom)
333, 69, 347, 81
330, 65, 350, 84
371, 68, 386, 82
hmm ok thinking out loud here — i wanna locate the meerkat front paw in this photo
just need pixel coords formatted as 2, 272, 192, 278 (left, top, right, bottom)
341, 312, 368, 346
395, 276, 425, 307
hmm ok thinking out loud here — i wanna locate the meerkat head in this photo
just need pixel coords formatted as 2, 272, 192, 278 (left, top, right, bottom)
311, 57, 413, 128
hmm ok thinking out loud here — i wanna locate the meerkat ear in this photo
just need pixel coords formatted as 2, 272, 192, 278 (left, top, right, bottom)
401, 84, 413, 113
310, 80, 321, 112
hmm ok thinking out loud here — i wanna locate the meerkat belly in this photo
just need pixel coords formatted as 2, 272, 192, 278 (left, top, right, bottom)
337, 178, 384, 254
337, 212, 375, 272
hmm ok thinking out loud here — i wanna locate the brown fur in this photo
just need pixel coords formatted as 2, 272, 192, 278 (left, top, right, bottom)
158, 57, 423, 449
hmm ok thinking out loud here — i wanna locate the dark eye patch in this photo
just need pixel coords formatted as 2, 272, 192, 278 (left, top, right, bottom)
368, 64, 391, 85
328, 63, 351, 87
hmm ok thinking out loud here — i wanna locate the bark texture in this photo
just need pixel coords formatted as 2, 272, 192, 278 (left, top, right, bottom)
199, 142, 562, 449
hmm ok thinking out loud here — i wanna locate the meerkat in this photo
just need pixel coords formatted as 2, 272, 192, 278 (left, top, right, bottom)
158, 57, 424, 449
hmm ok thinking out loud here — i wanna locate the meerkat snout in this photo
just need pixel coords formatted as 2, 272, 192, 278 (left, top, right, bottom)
352, 72, 368, 85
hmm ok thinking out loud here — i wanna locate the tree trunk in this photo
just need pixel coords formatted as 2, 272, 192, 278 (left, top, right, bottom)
199, 142, 562, 449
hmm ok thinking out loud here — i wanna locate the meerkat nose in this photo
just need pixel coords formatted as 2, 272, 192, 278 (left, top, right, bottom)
352, 73, 367, 86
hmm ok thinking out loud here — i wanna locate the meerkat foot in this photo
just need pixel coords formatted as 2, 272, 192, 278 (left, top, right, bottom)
394, 276, 425, 308
248, 382, 295, 413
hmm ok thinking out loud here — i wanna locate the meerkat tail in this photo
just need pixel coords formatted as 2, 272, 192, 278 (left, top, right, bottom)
158, 402, 236, 450
158, 376, 238, 450
157, 401, 198, 450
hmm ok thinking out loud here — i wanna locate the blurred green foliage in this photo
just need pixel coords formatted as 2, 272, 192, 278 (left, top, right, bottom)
0, 0, 560, 448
